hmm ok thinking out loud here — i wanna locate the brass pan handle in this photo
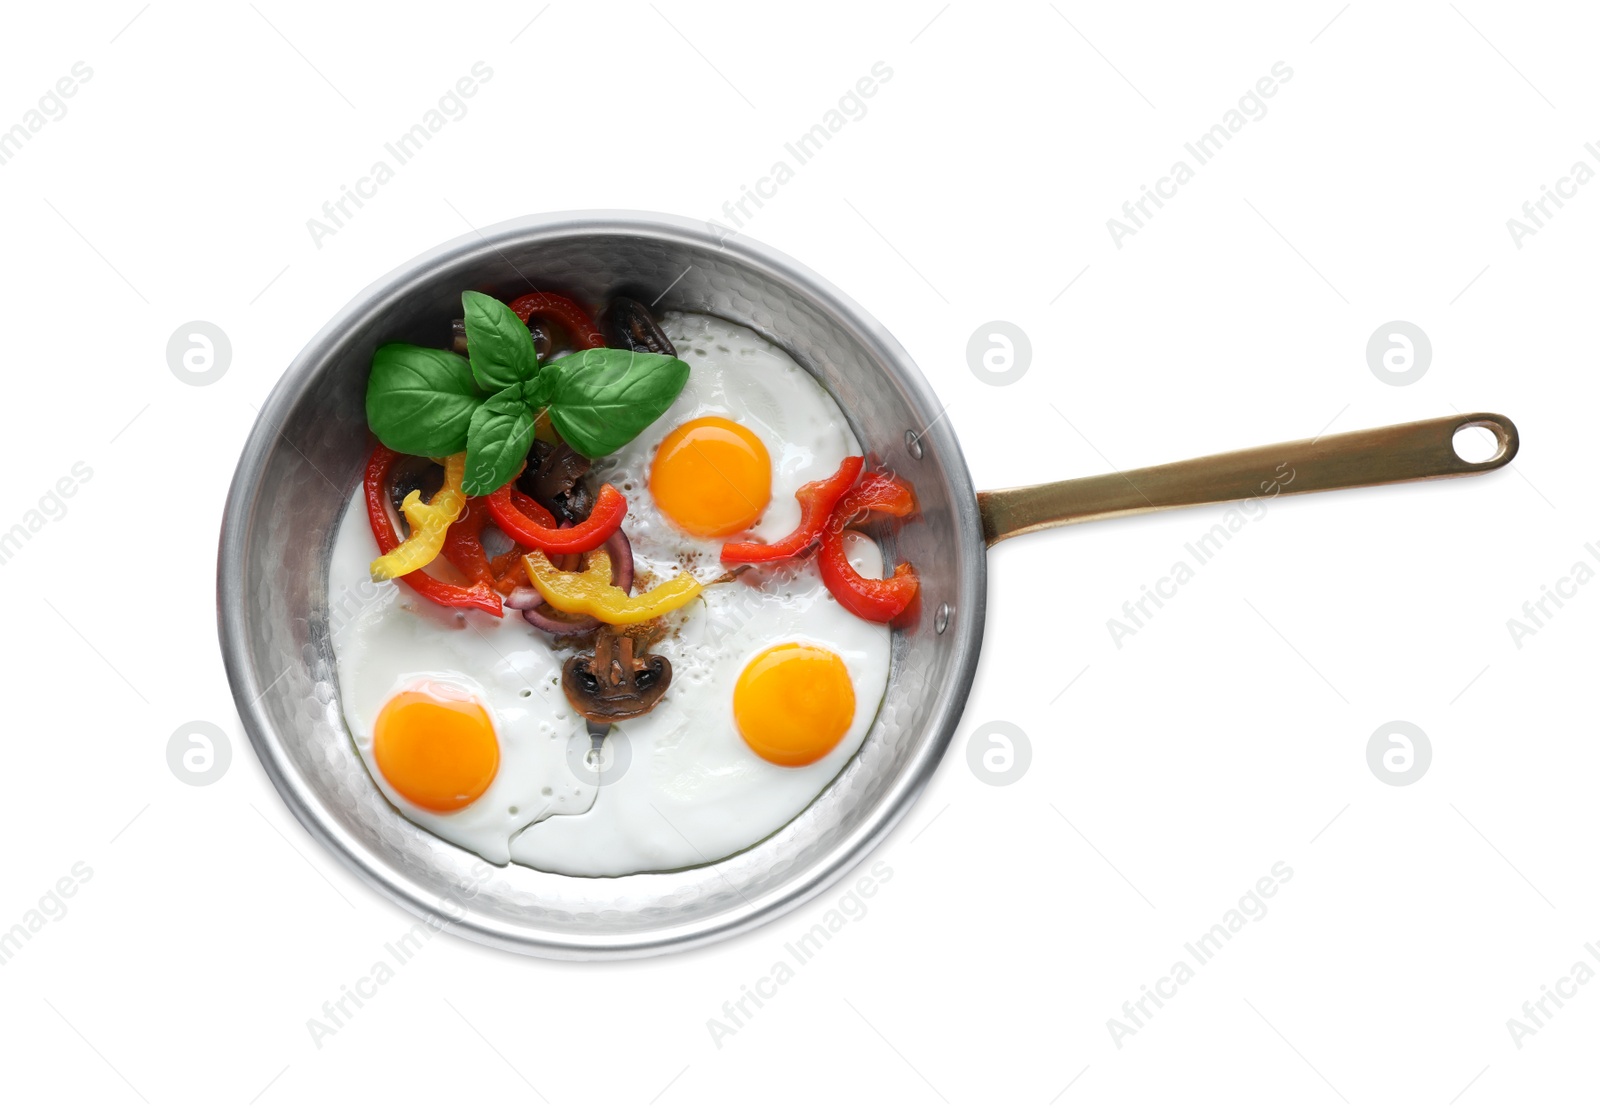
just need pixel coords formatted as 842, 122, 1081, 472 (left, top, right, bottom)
977, 412, 1519, 546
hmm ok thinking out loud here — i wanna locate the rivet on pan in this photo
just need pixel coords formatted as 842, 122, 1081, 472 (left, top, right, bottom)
934, 603, 950, 634
904, 430, 924, 460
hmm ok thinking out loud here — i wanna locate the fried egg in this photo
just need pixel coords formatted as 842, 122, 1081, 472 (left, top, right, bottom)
328, 499, 596, 864
591, 311, 862, 588
509, 536, 890, 876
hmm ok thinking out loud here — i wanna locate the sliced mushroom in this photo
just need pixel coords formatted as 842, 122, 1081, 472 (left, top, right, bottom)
528, 320, 554, 362
450, 316, 554, 361
388, 459, 444, 512
562, 630, 671, 723
553, 484, 594, 526
601, 297, 677, 357
518, 439, 592, 523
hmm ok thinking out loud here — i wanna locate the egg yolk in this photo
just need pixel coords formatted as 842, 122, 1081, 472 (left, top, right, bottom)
649, 416, 772, 537
372, 684, 499, 813
733, 643, 856, 767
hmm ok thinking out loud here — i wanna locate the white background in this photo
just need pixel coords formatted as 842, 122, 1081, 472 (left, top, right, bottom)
0, 1, 1593, 1104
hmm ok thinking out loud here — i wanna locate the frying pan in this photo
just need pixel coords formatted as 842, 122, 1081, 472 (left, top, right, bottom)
217, 212, 1517, 959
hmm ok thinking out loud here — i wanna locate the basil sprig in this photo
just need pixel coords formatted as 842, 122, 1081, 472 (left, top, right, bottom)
365, 292, 689, 496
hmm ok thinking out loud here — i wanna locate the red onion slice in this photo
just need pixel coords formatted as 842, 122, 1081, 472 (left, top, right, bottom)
520, 527, 634, 635
522, 606, 601, 635
503, 587, 542, 611
602, 526, 635, 593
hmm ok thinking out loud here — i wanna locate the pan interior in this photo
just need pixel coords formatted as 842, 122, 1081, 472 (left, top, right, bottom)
219, 213, 986, 957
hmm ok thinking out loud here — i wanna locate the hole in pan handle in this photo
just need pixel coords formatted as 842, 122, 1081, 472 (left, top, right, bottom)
976, 411, 1520, 546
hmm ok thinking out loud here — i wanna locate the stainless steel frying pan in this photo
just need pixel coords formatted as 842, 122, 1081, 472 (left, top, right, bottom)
218, 212, 1516, 959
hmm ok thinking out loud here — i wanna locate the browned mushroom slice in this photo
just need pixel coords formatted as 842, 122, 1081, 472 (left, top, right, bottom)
600, 297, 677, 357
518, 439, 592, 523
387, 457, 444, 513
562, 630, 672, 723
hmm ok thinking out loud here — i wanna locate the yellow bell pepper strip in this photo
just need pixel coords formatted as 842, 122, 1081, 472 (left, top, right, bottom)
370, 452, 469, 581
364, 446, 501, 615
523, 548, 702, 624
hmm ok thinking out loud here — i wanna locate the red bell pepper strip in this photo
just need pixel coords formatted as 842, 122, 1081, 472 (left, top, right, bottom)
444, 492, 565, 594
820, 538, 920, 623
494, 557, 531, 594
493, 545, 532, 593
508, 292, 604, 349
440, 498, 497, 588
817, 471, 920, 623
485, 482, 627, 555
486, 492, 554, 592
509, 488, 557, 529
721, 455, 864, 564
490, 547, 525, 583
833, 471, 917, 523
364, 445, 504, 616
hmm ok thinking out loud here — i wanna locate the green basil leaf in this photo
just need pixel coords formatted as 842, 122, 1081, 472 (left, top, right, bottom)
522, 362, 560, 412
365, 344, 482, 456
462, 290, 540, 393
545, 348, 691, 458
462, 386, 538, 496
